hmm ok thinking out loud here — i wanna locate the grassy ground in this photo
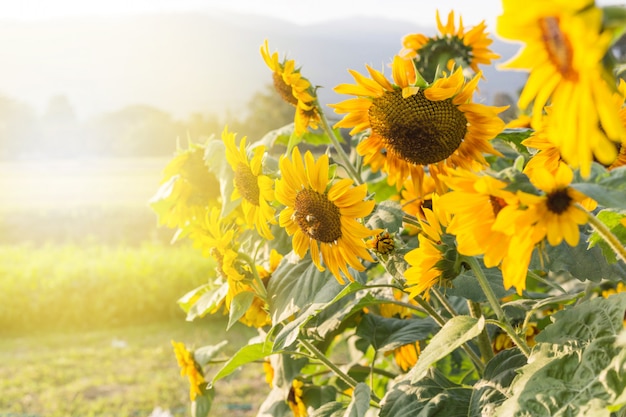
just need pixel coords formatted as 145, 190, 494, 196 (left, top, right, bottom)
0, 320, 267, 417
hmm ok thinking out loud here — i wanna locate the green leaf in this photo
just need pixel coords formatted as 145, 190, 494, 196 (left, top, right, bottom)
204, 139, 239, 217
446, 266, 514, 303
310, 402, 345, 417
367, 177, 400, 203
182, 282, 228, 321
256, 123, 293, 149
380, 368, 472, 417
344, 383, 371, 417
355, 314, 437, 352
588, 209, 626, 264
257, 387, 291, 417
495, 294, 626, 417
469, 349, 528, 417
572, 166, 626, 209
227, 290, 255, 330
193, 340, 228, 367
212, 341, 273, 384
270, 353, 308, 389
408, 316, 485, 383
366, 200, 404, 233
192, 385, 214, 417
495, 128, 534, 151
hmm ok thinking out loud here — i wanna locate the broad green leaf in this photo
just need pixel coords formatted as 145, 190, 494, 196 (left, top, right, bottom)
258, 387, 291, 417
366, 201, 404, 233
355, 314, 436, 352
530, 235, 625, 282
495, 128, 534, 152
270, 353, 308, 389
367, 177, 401, 203
344, 383, 371, 417
469, 349, 528, 417
310, 402, 345, 417
446, 266, 514, 303
496, 294, 626, 417
212, 342, 273, 383
191, 385, 214, 417
204, 139, 239, 217
182, 282, 228, 321
408, 316, 485, 383
177, 283, 212, 314
226, 290, 255, 330
380, 368, 472, 417
572, 166, 626, 209
302, 385, 338, 413
588, 209, 626, 264
193, 340, 228, 367
256, 123, 293, 150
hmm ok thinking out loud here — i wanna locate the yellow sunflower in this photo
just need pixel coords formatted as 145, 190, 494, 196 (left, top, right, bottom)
497, 0, 625, 177
223, 127, 276, 240
275, 147, 378, 284
287, 379, 307, 417
172, 340, 206, 401
388, 341, 421, 372
404, 202, 454, 300
150, 143, 220, 229
400, 10, 499, 79
521, 111, 566, 178
400, 173, 437, 225
437, 168, 519, 268
331, 57, 505, 193
260, 40, 320, 135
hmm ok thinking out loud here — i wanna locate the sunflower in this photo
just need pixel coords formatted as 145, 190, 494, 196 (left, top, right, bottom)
492, 164, 595, 292
287, 379, 307, 417
239, 250, 284, 328
521, 111, 566, 178
275, 147, 378, 284
331, 57, 505, 193
497, 0, 625, 177
223, 127, 276, 240
400, 173, 437, 225
172, 340, 206, 401
437, 168, 519, 268
400, 10, 499, 80
150, 143, 220, 229
491, 322, 539, 354
404, 202, 456, 300
260, 40, 320, 135
389, 341, 421, 372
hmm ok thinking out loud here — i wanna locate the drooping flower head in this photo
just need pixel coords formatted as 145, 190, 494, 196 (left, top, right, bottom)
223, 127, 276, 240
172, 340, 206, 401
331, 57, 505, 193
401, 10, 499, 80
287, 379, 308, 417
404, 200, 457, 300
260, 40, 320, 135
150, 142, 220, 229
275, 147, 378, 284
497, 0, 625, 177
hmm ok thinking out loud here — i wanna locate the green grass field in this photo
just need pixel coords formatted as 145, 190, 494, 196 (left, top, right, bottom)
0, 158, 267, 416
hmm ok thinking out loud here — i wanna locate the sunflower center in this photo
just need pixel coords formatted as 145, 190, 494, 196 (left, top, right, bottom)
369, 89, 467, 165
546, 189, 572, 214
234, 163, 260, 205
294, 188, 342, 243
489, 195, 507, 217
272, 72, 298, 107
539, 17, 577, 81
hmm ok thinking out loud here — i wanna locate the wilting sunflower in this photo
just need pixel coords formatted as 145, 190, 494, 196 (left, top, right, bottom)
260, 40, 320, 135
404, 201, 456, 300
492, 322, 539, 354
223, 127, 276, 240
150, 142, 220, 229
389, 341, 421, 372
438, 168, 519, 268
400, 10, 499, 80
275, 147, 378, 284
331, 57, 505, 193
497, 0, 625, 177
172, 340, 206, 401
287, 379, 307, 417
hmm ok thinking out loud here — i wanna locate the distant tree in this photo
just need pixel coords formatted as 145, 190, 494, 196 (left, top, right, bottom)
0, 94, 39, 159
230, 83, 295, 141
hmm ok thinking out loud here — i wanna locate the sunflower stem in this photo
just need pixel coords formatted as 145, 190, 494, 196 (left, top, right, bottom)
299, 338, 381, 406
431, 288, 459, 318
468, 300, 495, 362
316, 102, 363, 185
464, 256, 531, 357
238, 252, 268, 301
579, 204, 626, 264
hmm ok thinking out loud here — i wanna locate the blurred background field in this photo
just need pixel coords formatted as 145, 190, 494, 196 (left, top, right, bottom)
0, 157, 266, 416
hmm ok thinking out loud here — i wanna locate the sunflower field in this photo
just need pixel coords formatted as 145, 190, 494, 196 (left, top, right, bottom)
154, 3, 626, 417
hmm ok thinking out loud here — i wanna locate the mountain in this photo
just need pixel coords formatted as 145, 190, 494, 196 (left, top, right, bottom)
0, 11, 527, 120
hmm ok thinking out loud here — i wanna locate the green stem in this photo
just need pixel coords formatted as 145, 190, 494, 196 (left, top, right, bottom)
431, 288, 459, 318
527, 269, 567, 294
579, 204, 626, 264
468, 301, 495, 362
316, 102, 363, 185
238, 252, 267, 301
299, 339, 381, 405
464, 256, 531, 357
